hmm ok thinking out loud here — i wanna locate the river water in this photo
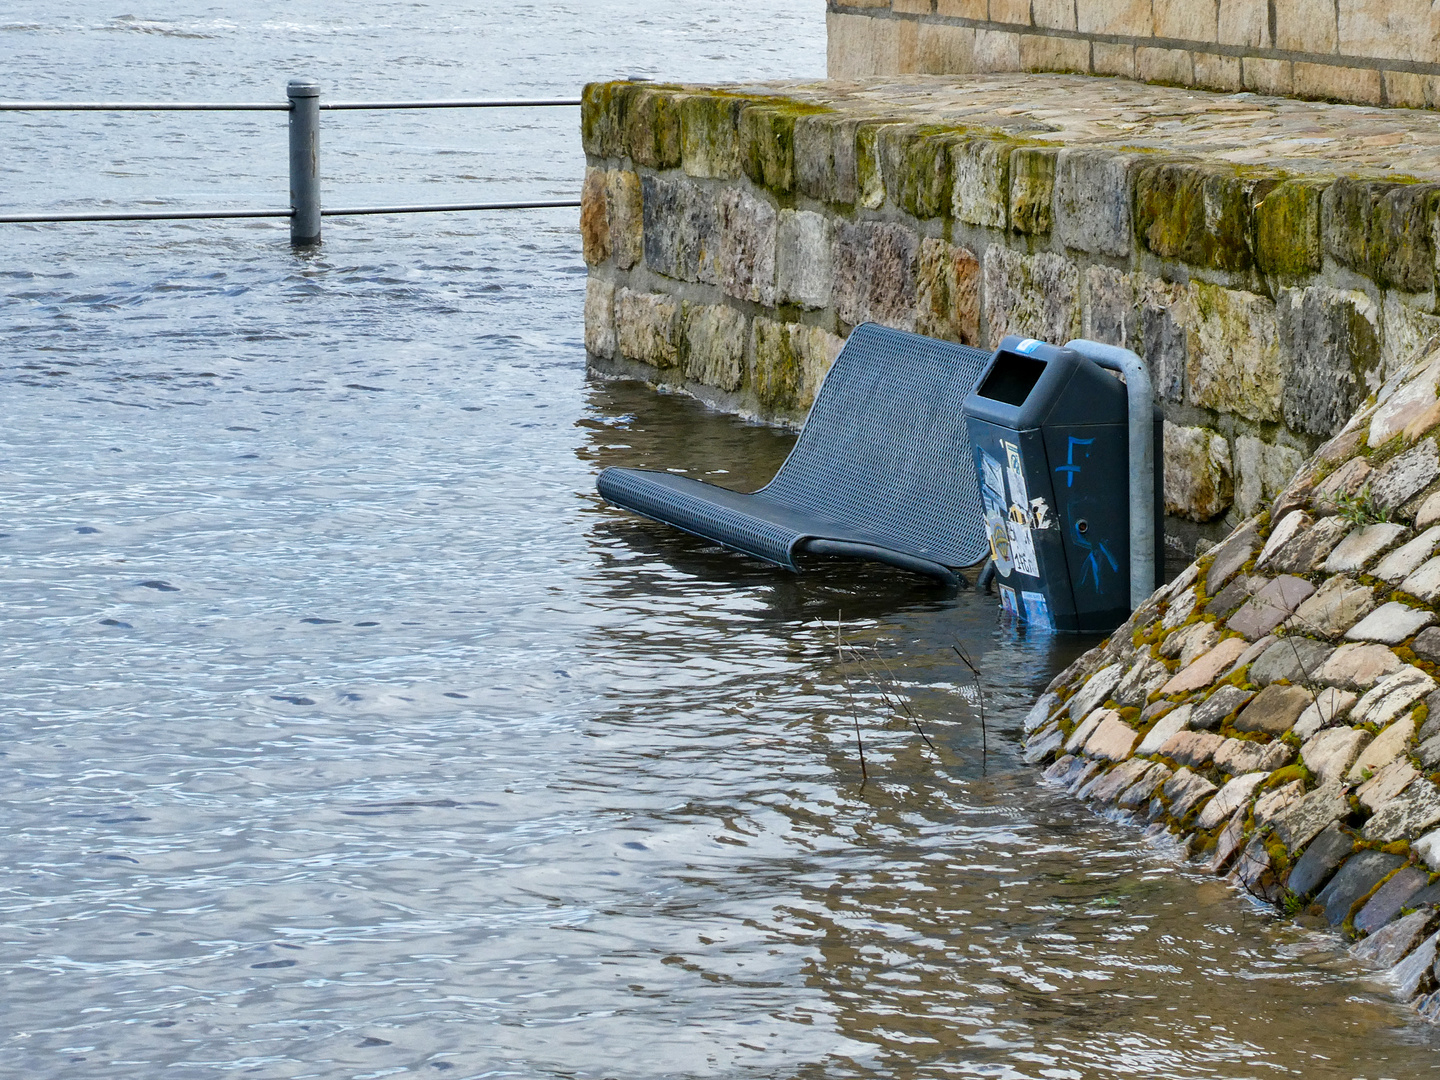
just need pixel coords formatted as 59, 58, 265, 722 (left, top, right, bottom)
2, 3, 1439, 1078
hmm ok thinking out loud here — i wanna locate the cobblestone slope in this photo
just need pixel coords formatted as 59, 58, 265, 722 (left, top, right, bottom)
1025, 344, 1440, 1016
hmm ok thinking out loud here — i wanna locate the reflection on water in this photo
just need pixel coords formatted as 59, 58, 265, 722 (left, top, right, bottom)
3, 2, 1440, 1077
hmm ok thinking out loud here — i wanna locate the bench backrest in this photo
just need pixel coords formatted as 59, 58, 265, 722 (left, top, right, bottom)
760, 323, 992, 568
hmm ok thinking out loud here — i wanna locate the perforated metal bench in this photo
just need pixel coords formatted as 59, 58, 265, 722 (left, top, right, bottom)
596, 323, 993, 584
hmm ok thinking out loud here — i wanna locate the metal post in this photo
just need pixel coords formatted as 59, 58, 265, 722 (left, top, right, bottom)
287, 78, 321, 245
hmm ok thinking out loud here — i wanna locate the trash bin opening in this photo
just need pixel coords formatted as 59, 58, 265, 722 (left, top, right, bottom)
976, 351, 1047, 407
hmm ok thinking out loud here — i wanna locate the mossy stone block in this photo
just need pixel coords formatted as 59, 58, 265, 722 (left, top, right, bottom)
1256, 179, 1326, 277
1135, 160, 1275, 273
952, 137, 1014, 229
855, 121, 889, 210
1009, 145, 1057, 235
581, 81, 624, 158
624, 87, 683, 170
751, 316, 802, 412
897, 127, 958, 220
680, 94, 743, 180
1323, 178, 1440, 293
739, 101, 831, 195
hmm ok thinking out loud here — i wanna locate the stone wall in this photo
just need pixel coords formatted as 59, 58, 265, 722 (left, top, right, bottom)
829, 1, 1440, 108
582, 74, 1440, 551
1024, 345, 1440, 1018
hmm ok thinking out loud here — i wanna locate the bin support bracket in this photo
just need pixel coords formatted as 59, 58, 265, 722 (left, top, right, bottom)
1064, 339, 1156, 611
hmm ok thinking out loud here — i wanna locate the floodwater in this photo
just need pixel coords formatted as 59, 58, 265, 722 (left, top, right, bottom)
2, 3, 1439, 1077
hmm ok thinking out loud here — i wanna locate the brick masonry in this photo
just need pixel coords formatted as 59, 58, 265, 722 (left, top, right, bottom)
583, 73, 1440, 552
828, 0, 1440, 109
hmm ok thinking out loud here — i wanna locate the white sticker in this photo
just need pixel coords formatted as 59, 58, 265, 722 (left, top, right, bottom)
1021, 590, 1054, 630
979, 451, 1013, 577
999, 584, 1019, 617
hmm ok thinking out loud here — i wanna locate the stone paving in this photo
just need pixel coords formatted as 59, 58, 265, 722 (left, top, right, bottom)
1026, 341, 1440, 1019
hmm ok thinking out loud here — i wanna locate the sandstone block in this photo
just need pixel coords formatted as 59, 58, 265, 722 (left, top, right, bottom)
1198, 772, 1268, 831
1317, 642, 1406, 690
1082, 266, 1137, 349
615, 288, 679, 368
1287, 822, 1355, 900
1303, 726, 1374, 786
1064, 707, 1110, 754
1024, 723, 1066, 765
1417, 628, 1440, 666
894, 128, 956, 219
584, 275, 617, 360
916, 239, 981, 345
1137, 272, 1191, 407
951, 138, 1012, 228
1160, 637, 1249, 695
1082, 757, 1155, 803
1293, 687, 1359, 740
1323, 178, 1440, 294
1233, 435, 1306, 520
1162, 423, 1233, 521
1245, 710, 1306, 788
1188, 283, 1283, 423
624, 87, 682, 170
1219, 0, 1271, 47
1353, 668, 1434, 729
751, 317, 801, 412
1054, 149, 1134, 258
1345, 602, 1436, 645
1137, 703, 1192, 756
1114, 655, 1170, 708
1419, 493, 1440, 531
790, 324, 845, 411
1363, 780, 1440, 843
1255, 180, 1325, 277
1161, 620, 1219, 665
1417, 827, 1440, 872
641, 174, 719, 283
1292, 576, 1377, 638
775, 209, 833, 310
1243, 57, 1294, 96
1278, 286, 1380, 438
1234, 682, 1312, 735
794, 113, 861, 205
1358, 758, 1421, 814
718, 187, 778, 305
681, 303, 746, 392
1009, 146, 1057, 234
1076, 0, 1152, 36
739, 102, 816, 194
1379, 299, 1440, 392
1322, 522, 1408, 575
1264, 515, 1350, 576
1229, 575, 1316, 640
1020, 33, 1092, 75
1361, 889, 1439, 960
1314, 457, 1373, 508
1249, 636, 1333, 686
916, 23, 979, 74
1163, 766, 1219, 819
1368, 357, 1440, 447
1274, 0, 1338, 53
1316, 849, 1406, 926
1402, 556, 1440, 604
1159, 729, 1226, 769
1254, 779, 1305, 827
1160, 586, 1198, 631
1391, 930, 1440, 1000
1274, 783, 1350, 853
580, 167, 610, 266
1353, 907, 1440, 968
1190, 685, 1255, 732
1370, 524, 1440, 584
1258, 511, 1310, 570
982, 246, 1081, 346
1118, 763, 1172, 809
1338, 0, 1439, 64
1210, 812, 1249, 874
680, 93, 743, 180
1369, 439, 1440, 511
972, 28, 1023, 70
1069, 663, 1126, 724
1205, 518, 1261, 593
1135, 162, 1268, 273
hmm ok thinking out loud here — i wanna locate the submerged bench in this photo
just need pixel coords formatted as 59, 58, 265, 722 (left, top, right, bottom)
596, 323, 992, 584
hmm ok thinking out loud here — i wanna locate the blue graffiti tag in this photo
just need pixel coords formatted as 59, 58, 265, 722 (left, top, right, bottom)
1055, 436, 1094, 488
1072, 517, 1119, 593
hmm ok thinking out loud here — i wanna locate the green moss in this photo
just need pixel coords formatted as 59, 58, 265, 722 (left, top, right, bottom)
581, 81, 623, 158
1261, 763, 1313, 790
679, 93, 744, 179
1255, 179, 1326, 277
738, 100, 832, 194
624, 87, 684, 170
1134, 160, 1277, 273
1322, 177, 1440, 292
751, 318, 801, 412
896, 127, 958, 220
1382, 839, 1411, 857
1009, 145, 1057, 235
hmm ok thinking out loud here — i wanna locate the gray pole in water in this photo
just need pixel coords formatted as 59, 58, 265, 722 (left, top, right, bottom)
1065, 339, 1156, 611
287, 78, 321, 245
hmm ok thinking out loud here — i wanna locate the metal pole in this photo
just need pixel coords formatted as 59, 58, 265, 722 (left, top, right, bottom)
287, 78, 320, 245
